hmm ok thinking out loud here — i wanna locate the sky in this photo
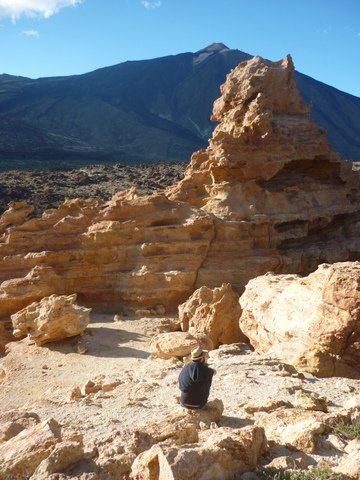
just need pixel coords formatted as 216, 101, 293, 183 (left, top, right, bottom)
0, 0, 359, 97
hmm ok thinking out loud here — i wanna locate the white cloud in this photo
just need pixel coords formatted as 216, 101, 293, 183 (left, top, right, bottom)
141, 1, 161, 10
0, 0, 82, 21
19, 29, 39, 37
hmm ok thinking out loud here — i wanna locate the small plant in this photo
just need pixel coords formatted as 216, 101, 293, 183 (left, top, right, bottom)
257, 466, 344, 480
332, 419, 360, 441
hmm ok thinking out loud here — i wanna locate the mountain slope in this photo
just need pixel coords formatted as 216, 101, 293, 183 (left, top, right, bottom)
0, 43, 359, 169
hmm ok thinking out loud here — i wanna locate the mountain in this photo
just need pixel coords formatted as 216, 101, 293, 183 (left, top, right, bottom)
0, 43, 360, 170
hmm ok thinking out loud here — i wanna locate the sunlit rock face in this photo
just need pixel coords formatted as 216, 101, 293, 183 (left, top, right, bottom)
168, 55, 360, 291
239, 262, 360, 379
0, 190, 214, 314
0, 55, 360, 316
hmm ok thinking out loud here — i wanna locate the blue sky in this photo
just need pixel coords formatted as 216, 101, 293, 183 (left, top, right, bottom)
1, 0, 359, 97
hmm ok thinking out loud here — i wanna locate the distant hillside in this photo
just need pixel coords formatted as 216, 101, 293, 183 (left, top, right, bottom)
0, 43, 359, 169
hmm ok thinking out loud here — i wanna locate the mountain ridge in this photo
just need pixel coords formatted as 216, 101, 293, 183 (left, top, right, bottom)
0, 44, 359, 169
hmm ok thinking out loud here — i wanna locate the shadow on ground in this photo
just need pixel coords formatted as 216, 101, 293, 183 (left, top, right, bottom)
45, 325, 149, 359
219, 415, 254, 428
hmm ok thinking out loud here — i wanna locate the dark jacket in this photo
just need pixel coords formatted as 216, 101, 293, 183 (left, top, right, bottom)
178, 361, 214, 408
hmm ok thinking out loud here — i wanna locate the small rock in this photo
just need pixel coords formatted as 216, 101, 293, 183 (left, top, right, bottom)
323, 434, 347, 451
102, 381, 120, 392
135, 309, 151, 318
77, 337, 88, 354
154, 304, 166, 315
70, 386, 83, 401
199, 421, 208, 431
83, 380, 101, 396
244, 399, 293, 415
294, 389, 328, 412
264, 455, 306, 469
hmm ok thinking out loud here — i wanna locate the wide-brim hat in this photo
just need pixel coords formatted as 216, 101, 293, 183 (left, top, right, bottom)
190, 346, 208, 361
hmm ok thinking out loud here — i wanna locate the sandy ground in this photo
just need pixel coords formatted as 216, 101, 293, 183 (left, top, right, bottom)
0, 312, 358, 463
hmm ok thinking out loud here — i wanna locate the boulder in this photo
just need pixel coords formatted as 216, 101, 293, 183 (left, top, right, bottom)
149, 331, 203, 359
293, 390, 328, 412
179, 284, 246, 348
0, 410, 40, 443
254, 408, 344, 453
333, 439, 360, 479
130, 425, 267, 480
11, 294, 91, 346
95, 400, 223, 479
239, 262, 360, 378
0, 418, 61, 480
30, 440, 85, 480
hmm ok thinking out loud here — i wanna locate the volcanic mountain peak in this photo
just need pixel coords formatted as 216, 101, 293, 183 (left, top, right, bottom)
196, 42, 230, 53
0, 44, 360, 168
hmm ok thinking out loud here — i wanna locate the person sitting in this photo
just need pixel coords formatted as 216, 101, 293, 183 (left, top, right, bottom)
178, 346, 215, 409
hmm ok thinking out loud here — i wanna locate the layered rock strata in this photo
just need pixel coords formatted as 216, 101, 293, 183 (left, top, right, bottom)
168, 55, 360, 290
0, 190, 214, 315
0, 55, 360, 316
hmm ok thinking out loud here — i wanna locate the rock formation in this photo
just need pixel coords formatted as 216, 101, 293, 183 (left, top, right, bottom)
178, 283, 245, 348
130, 425, 267, 480
253, 407, 343, 454
0, 418, 62, 479
168, 55, 360, 291
239, 261, 360, 378
0, 55, 359, 319
11, 294, 91, 346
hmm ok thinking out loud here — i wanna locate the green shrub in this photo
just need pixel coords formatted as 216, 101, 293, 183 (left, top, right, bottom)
332, 419, 360, 441
257, 467, 344, 480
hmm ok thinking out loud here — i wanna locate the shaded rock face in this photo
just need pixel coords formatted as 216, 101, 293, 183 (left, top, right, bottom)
0, 55, 360, 316
239, 261, 360, 379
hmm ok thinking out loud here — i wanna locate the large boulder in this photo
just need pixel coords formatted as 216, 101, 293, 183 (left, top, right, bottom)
96, 400, 223, 479
11, 293, 91, 346
254, 408, 344, 454
333, 440, 360, 479
30, 440, 85, 480
130, 425, 267, 480
0, 418, 62, 480
239, 262, 360, 378
149, 331, 213, 359
0, 410, 40, 443
179, 284, 246, 348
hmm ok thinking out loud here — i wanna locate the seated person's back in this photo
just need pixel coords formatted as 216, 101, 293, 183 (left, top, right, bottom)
178, 347, 214, 409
